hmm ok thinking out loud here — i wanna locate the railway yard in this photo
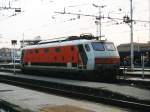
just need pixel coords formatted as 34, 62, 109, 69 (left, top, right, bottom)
0, 64, 150, 112
0, 0, 150, 111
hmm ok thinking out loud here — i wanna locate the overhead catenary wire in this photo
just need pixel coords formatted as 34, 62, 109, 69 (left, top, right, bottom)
55, 11, 150, 23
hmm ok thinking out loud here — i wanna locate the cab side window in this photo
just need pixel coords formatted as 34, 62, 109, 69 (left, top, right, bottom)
55, 47, 60, 53
85, 44, 90, 52
44, 48, 49, 53
35, 49, 39, 53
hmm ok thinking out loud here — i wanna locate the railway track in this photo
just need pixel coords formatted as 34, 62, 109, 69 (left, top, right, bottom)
0, 72, 150, 111
1, 67, 150, 89
117, 78, 150, 90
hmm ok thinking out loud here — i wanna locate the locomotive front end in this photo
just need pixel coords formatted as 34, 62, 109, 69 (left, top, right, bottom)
92, 41, 120, 78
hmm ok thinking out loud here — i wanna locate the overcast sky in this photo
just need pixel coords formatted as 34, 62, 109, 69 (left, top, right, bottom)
0, 0, 149, 48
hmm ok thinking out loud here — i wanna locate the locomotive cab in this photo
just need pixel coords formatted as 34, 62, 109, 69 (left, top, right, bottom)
90, 41, 120, 76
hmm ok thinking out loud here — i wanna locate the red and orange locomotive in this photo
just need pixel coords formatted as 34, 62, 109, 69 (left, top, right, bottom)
21, 34, 120, 78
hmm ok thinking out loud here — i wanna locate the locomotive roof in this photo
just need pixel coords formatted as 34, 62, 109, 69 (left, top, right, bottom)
22, 39, 104, 50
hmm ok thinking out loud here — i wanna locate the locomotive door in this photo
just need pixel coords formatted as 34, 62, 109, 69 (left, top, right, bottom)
21, 50, 25, 66
83, 44, 94, 70
77, 44, 88, 69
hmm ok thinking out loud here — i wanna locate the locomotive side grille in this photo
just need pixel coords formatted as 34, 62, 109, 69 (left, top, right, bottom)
95, 57, 120, 64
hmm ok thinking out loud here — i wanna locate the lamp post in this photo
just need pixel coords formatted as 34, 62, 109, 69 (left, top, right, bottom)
11, 40, 17, 74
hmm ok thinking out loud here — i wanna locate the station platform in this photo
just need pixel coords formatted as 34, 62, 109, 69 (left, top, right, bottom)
0, 83, 128, 112
120, 67, 150, 71
120, 67, 150, 78
125, 71, 150, 76
0, 72, 150, 103
124, 71, 150, 80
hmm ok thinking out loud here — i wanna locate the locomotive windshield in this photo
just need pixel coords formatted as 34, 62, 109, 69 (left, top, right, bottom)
92, 42, 116, 51
104, 43, 116, 51
92, 42, 105, 51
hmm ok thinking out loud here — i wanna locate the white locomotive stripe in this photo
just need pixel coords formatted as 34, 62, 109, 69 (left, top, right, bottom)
22, 39, 110, 50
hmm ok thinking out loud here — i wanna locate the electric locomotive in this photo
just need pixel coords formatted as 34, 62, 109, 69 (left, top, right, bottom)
21, 34, 120, 79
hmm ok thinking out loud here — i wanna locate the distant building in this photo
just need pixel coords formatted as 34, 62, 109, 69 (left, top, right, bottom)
0, 48, 12, 62
0, 48, 20, 63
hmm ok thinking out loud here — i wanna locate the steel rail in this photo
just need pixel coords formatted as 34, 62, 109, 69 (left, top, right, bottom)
0, 74, 150, 111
